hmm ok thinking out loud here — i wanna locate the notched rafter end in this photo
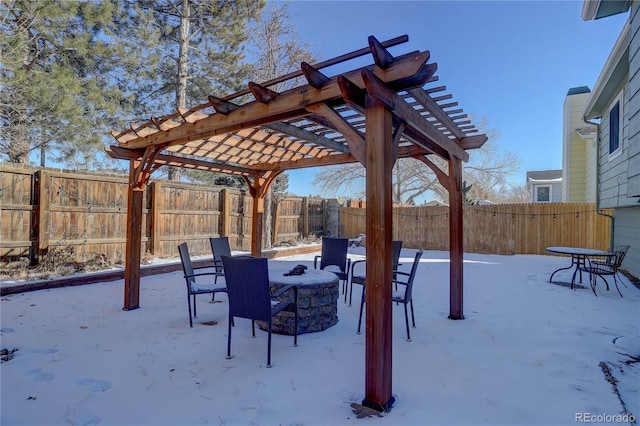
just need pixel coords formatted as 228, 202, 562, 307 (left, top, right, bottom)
301, 61, 331, 89
368, 35, 396, 69
249, 82, 279, 104
208, 95, 238, 115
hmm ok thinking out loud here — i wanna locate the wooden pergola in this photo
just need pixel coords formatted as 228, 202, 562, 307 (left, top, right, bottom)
108, 35, 487, 412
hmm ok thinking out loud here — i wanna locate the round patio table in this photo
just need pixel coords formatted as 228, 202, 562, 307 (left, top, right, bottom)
546, 246, 611, 289
257, 264, 339, 335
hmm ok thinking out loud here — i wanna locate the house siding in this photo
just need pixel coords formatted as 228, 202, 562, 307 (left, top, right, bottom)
614, 206, 640, 279
563, 91, 596, 202
599, 85, 634, 208
582, 0, 639, 279
628, 2, 640, 197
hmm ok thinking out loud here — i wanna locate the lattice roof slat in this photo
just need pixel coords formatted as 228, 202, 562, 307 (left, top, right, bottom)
107, 35, 487, 182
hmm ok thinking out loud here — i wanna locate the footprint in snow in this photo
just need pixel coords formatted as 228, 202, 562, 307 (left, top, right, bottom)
24, 368, 54, 382
76, 378, 111, 392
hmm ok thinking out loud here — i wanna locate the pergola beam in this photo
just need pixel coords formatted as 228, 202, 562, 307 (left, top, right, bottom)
119, 51, 431, 150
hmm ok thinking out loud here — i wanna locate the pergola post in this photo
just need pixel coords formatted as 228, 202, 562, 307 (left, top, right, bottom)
251, 195, 265, 257
124, 160, 144, 310
363, 94, 395, 411
245, 171, 282, 257
448, 157, 464, 319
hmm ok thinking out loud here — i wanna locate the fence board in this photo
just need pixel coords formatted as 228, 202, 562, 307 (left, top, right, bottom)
342, 203, 612, 255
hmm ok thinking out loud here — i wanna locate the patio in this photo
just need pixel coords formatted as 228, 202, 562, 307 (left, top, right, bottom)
1, 248, 638, 425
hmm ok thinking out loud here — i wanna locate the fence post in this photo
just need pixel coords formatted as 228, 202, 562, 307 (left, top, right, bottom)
302, 197, 309, 238
272, 197, 280, 244
34, 170, 50, 264
149, 181, 163, 255
221, 188, 230, 237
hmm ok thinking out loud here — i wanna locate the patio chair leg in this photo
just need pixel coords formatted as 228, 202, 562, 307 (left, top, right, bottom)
602, 276, 610, 291
293, 301, 298, 347
410, 300, 416, 327
348, 282, 354, 306
613, 276, 623, 297
251, 320, 256, 337
226, 315, 233, 359
267, 322, 273, 368
188, 295, 194, 328
193, 294, 197, 318
616, 272, 628, 288
357, 287, 365, 334
403, 303, 411, 342
590, 274, 598, 297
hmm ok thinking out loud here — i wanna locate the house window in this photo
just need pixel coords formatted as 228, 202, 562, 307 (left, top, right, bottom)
609, 92, 622, 157
535, 186, 551, 202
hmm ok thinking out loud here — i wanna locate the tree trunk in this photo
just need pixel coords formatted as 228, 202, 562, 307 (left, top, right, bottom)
168, 0, 191, 182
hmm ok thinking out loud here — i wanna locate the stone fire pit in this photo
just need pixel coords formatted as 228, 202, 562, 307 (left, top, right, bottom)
257, 265, 339, 335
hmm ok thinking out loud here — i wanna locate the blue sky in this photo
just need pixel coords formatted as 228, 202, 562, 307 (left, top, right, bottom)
281, 0, 629, 198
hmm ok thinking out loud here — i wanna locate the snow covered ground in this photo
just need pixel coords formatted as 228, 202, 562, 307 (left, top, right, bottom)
1, 248, 638, 425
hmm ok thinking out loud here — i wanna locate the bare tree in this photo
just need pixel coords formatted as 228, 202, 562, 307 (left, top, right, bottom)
245, 2, 315, 248
313, 118, 522, 205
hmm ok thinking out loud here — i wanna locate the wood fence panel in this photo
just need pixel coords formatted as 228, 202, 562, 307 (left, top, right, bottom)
45, 171, 132, 262
307, 198, 325, 238
155, 182, 223, 257
342, 203, 612, 255
273, 196, 303, 244
0, 166, 34, 258
227, 191, 252, 252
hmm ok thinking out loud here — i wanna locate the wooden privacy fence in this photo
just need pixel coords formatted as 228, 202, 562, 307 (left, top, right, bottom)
341, 203, 613, 255
0, 165, 330, 263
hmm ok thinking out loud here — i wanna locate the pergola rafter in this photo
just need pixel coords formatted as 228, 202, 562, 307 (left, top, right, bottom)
108, 34, 487, 413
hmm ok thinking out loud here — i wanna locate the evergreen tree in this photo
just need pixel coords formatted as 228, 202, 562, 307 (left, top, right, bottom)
0, 0, 136, 167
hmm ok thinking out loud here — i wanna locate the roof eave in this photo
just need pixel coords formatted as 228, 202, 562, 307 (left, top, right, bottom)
582, 0, 631, 21
582, 21, 630, 120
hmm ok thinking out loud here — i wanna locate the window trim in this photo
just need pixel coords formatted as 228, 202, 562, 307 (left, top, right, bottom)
535, 185, 551, 203
608, 90, 623, 160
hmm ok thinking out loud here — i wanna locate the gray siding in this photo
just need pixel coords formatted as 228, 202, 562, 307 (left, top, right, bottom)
628, 2, 640, 196
611, 2, 640, 280
613, 206, 640, 279
599, 85, 636, 208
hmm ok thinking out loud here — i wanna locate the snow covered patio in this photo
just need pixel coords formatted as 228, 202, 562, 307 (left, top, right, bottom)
1, 248, 638, 425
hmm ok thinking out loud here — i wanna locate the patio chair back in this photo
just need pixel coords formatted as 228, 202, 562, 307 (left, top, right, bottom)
209, 237, 231, 276
349, 240, 402, 306
316, 237, 349, 272
221, 256, 272, 322
221, 255, 298, 367
314, 237, 351, 300
395, 249, 423, 304
178, 242, 228, 327
357, 249, 423, 341
392, 249, 423, 341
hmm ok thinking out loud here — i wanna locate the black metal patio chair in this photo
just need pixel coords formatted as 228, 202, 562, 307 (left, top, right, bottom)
348, 240, 403, 306
221, 255, 298, 367
209, 237, 231, 284
314, 237, 351, 302
582, 245, 630, 297
178, 242, 228, 327
358, 250, 424, 341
